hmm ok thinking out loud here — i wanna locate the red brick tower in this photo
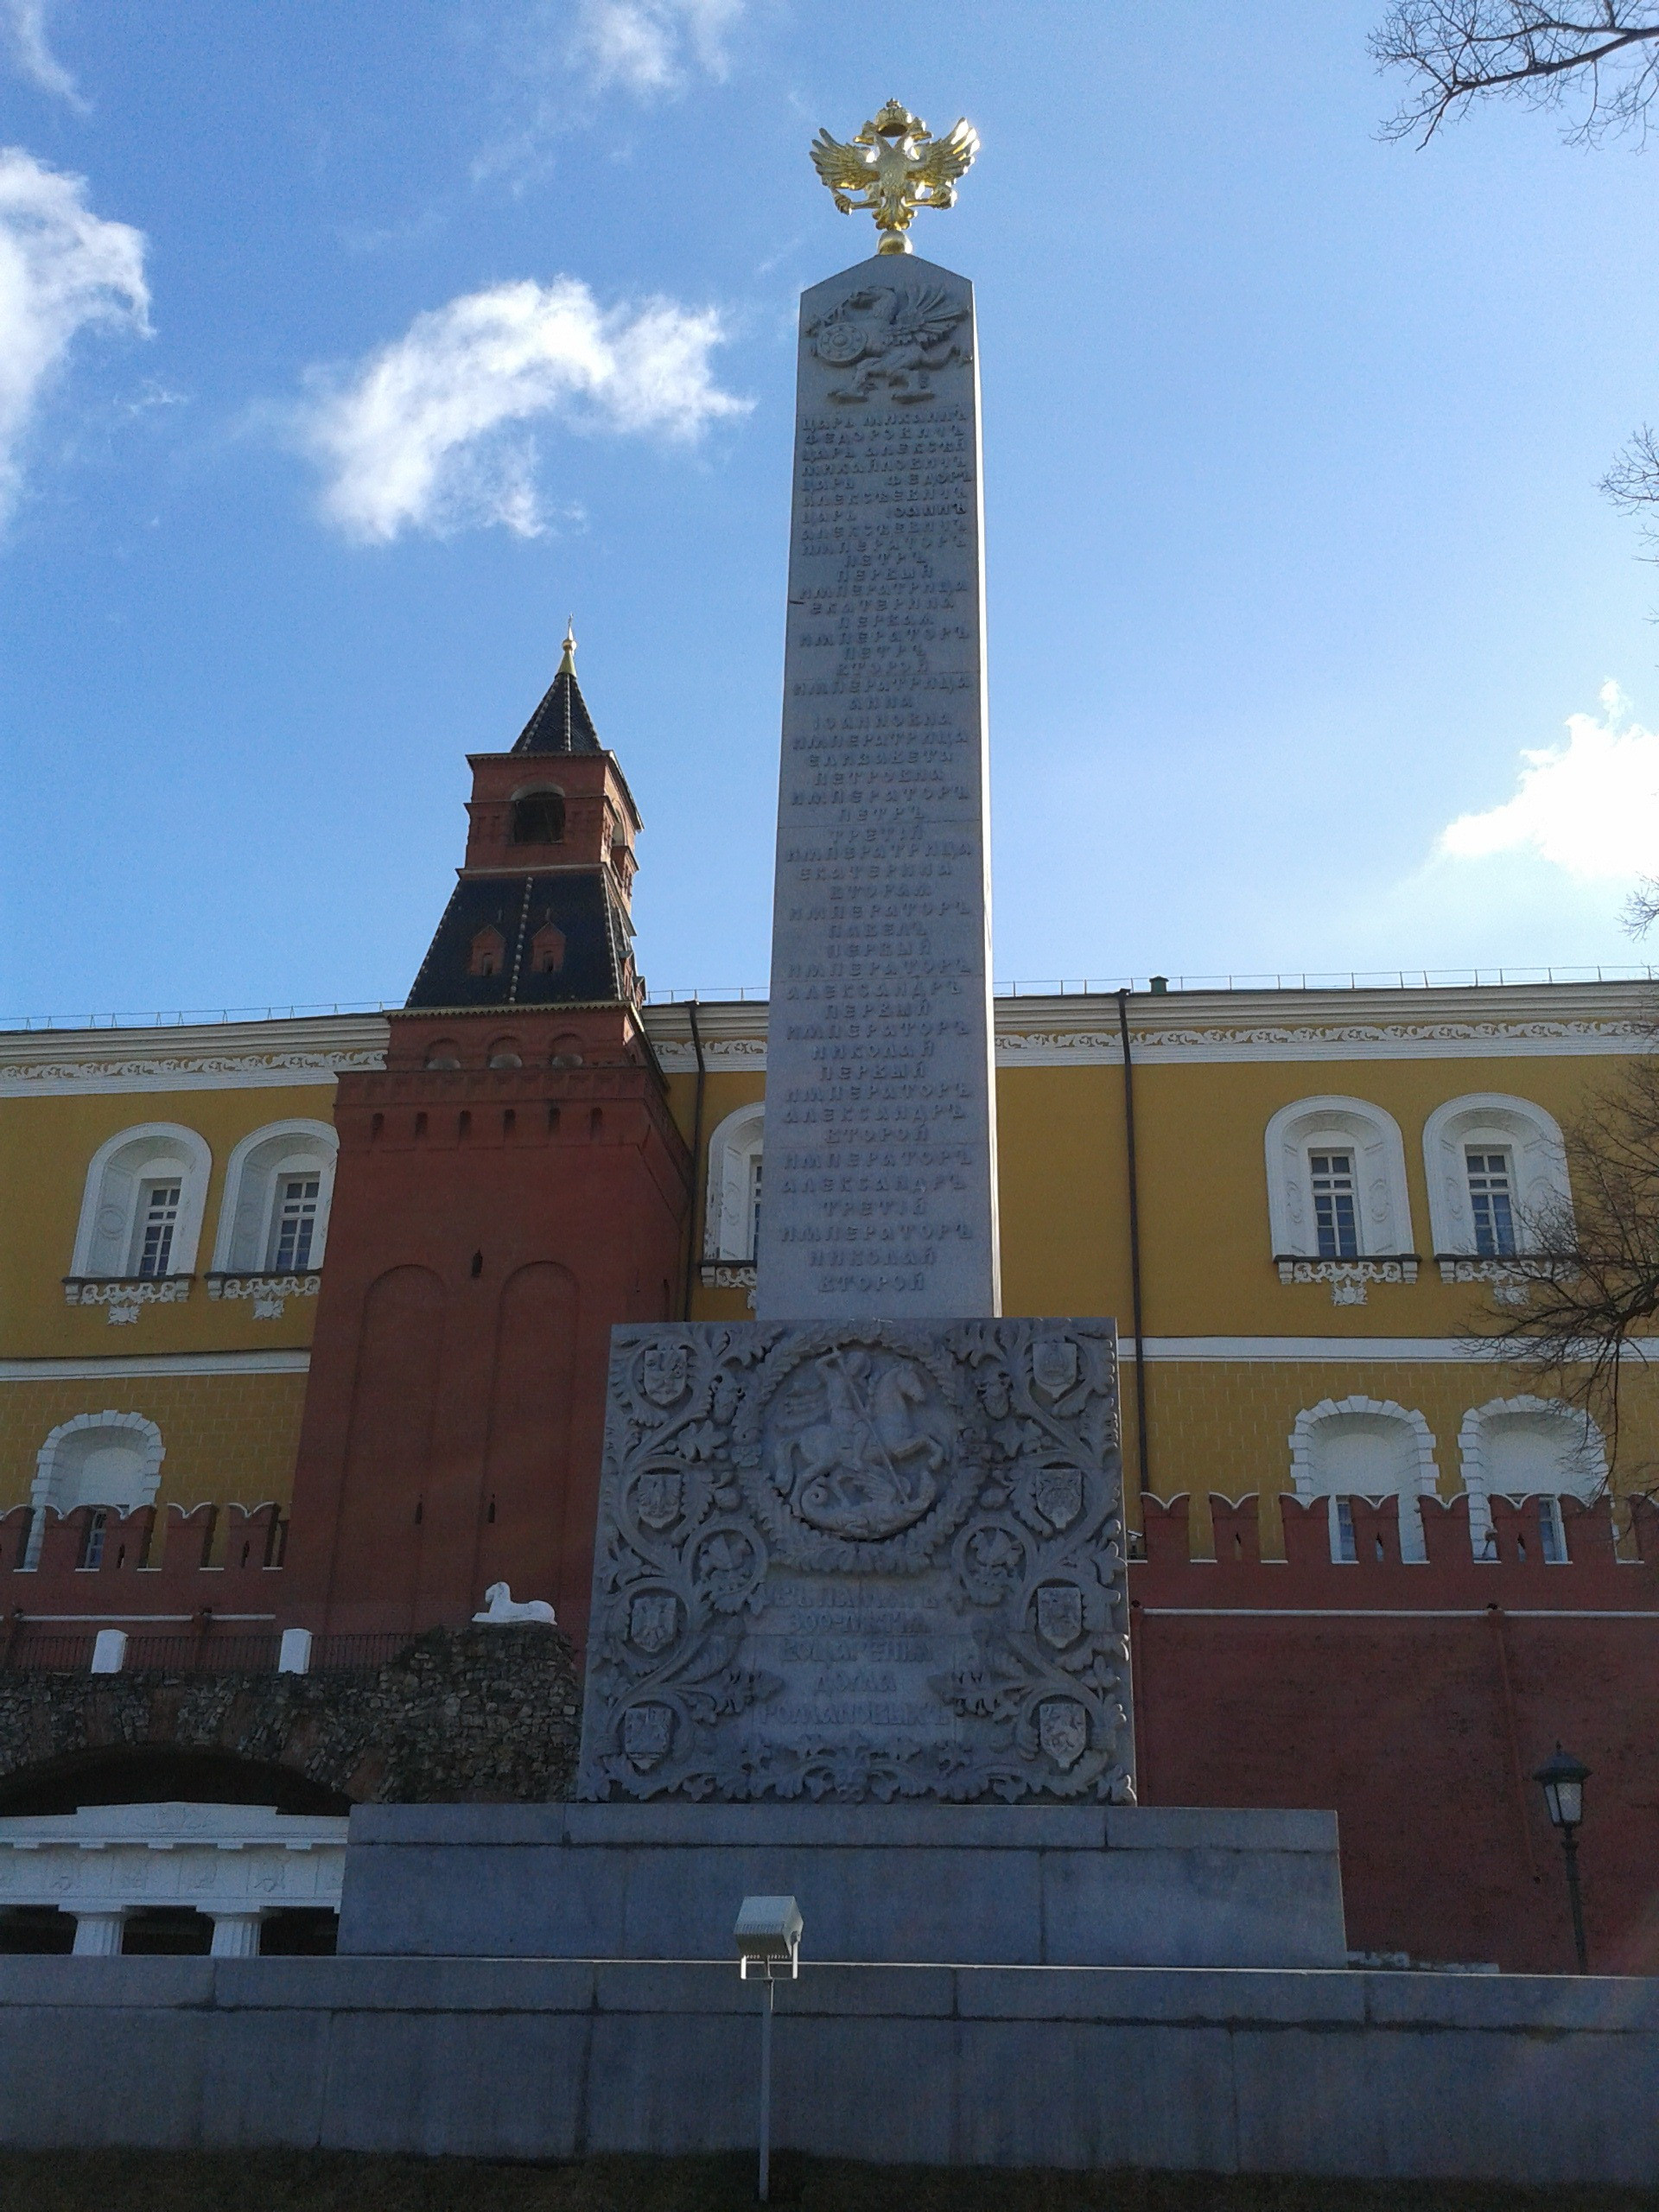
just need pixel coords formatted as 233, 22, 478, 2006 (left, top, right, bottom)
285, 632, 690, 1644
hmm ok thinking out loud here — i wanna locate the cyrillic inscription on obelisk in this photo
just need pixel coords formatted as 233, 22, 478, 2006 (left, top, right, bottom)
754, 253, 1000, 1320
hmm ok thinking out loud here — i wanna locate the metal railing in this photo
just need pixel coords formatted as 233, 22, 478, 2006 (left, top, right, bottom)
647, 965, 1659, 1003
3, 1000, 400, 1033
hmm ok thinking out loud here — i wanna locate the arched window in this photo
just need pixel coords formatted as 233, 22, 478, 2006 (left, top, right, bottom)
1289, 1396, 1439, 1562
510, 790, 565, 845
27, 1414, 165, 1567
1264, 1098, 1414, 1260
210, 1120, 338, 1275
1457, 1396, 1606, 1561
530, 923, 566, 976
703, 1102, 765, 1263
469, 927, 505, 978
70, 1124, 212, 1281
486, 1036, 523, 1069
1422, 1096, 1571, 1261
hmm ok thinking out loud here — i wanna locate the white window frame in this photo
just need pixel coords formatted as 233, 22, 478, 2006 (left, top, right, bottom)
1288, 1395, 1440, 1562
211, 1119, 338, 1275
1264, 1097, 1414, 1258
27, 1413, 165, 1567
703, 1102, 765, 1263
1456, 1395, 1606, 1560
70, 1124, 212, 1280
1421, 1095, 1570, 1257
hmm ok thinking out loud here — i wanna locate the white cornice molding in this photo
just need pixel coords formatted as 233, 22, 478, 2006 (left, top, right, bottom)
0, 1014, 390, 1097
644, 982, 1655, 1072
0, 1350, 310, 1382
1131, 1335, 1658, 1363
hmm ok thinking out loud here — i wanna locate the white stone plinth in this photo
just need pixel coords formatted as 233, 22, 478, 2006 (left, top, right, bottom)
756, 255, 1000, 1322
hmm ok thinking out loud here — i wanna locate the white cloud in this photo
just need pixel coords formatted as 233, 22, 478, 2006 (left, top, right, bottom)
3, 0, 86, 108
568, 0, 743, 95
1437, 683, 1659, 881
300, 275, 748, 543
0, 147, 149, 523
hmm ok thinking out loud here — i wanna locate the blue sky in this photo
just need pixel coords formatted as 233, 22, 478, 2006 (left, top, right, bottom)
6, 0, 1659, 1024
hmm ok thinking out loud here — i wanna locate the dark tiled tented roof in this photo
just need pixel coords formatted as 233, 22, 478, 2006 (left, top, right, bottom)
512, 628, 601, 755
404, 874, 626, 1010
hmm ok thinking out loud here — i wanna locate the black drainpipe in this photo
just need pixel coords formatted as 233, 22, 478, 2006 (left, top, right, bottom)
680, 1000, 708, 1320
1116, 988, 1152, 1498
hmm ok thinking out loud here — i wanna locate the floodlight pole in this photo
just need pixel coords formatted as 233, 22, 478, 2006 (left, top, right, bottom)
758, 1976, 775, 2203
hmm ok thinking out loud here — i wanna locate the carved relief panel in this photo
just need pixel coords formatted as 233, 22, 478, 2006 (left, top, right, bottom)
577, 1317, 1133, 1805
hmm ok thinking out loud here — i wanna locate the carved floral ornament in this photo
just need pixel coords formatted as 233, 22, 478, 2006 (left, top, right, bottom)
647, 1018, 1647, 1074
578, 1318, 1134, 1807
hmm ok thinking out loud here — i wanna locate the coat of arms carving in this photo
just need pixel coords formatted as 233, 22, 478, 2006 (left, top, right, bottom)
579, 1319, 1135, 1808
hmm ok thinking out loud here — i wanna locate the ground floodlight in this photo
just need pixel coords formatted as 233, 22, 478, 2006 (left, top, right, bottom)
734, 1893, 802, 1980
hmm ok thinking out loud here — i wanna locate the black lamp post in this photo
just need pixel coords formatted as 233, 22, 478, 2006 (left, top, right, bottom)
1533, 1744, 1591, 1974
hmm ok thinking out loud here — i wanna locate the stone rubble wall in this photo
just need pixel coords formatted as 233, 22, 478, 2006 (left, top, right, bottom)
0, 1626, 582, 1806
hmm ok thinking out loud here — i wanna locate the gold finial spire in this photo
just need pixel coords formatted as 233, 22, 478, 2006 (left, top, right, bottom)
809, 99, 979, 256
558, 618, 576, 676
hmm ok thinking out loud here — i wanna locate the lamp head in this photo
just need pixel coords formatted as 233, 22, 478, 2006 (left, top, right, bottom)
734, 1894, 803, 1980
1534, 1743, 1590, 1830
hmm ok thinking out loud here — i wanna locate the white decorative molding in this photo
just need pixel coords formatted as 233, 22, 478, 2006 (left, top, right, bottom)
995, 1018, 1653, 1066
1437, 1257, 1533, 1306
69, 1121, 213, 1282
1131, 1334, 1659, 1363
1275, 1257, 1419, 1306
702, 1101, 765, 1262
700, 1262, 758, 1310
653, 1039, 769, 1073
642, 987, 1656, 1074
29, 1411, 165, 1563
0, 1350, 310, 1382
1422, 1093, 1572, 1260
1264, 1096, 1415, 1261
211, 1118, 338, 1274
1288, 1395, 1440, 1561
1456, 1395, 1607, 1556
0, 1802, 346, 1955
205, 1271, 321, 1322
0, 1014, 390, 1097
62, 1276, 194, 1325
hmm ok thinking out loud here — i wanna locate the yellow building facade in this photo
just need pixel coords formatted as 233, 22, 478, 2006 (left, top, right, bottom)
3, 981, 1652, 1555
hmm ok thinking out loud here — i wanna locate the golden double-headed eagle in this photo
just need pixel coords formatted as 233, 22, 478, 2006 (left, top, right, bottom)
810, 98, 980, 256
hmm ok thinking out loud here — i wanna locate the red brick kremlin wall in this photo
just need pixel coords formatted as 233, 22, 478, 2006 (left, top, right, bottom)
1132, 1491, 1659, 1975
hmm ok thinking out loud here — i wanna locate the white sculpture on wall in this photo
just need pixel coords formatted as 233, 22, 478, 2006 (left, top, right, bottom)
473, 1582, 557, 1624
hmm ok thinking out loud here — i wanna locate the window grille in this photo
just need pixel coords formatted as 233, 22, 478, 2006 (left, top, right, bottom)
1465, 1148, 1516, 1257
136, 1183, 181, 1278
271, 1178, 321, 1272
747, 1158, 764, 1262
78, 1510, 107, 1571
1309, 1151, 1358, 1260
1538, 1496, 1567, 1564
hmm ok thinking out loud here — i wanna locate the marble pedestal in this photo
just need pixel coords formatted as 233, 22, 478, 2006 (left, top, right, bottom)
339, 1801, 1348, 1971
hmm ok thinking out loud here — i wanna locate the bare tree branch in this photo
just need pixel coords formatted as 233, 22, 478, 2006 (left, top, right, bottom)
1477, 1052, 1659, 1475
1372, 3, 1659, 145
1624, 875, 1659, 935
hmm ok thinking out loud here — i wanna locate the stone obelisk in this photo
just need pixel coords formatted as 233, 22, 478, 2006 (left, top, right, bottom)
753, 118, 999, 1321
576, 108, 1130, 1810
